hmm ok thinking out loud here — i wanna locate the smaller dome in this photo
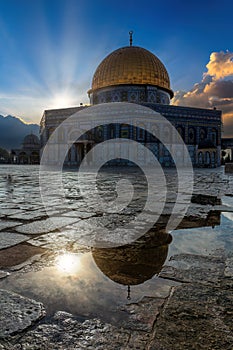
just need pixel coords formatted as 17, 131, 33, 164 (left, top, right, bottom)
22, 134, 40, 149
23, 134, 40, 145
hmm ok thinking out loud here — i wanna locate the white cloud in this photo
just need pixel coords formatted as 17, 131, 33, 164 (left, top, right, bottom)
172, 51, 233, 137
206, 51, 233, 80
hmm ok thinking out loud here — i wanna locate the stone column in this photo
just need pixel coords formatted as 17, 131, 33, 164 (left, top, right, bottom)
82, 142, 88, 166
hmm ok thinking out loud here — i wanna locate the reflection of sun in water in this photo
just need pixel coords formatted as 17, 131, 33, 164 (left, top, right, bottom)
56, 253, 82, 275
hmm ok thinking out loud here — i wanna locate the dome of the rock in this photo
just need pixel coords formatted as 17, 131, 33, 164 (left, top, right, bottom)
89, 46, 173, 98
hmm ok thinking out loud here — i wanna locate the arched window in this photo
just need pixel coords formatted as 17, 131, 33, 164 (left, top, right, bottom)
198, 152, 203, 165
19, 152, 28, 164
109, 124, 115, 138
188, 128, 196, 144
199, 128, 206, 141
211, 128, 217, 145
205, 151, 211, 165
120, 124, 130, 138
176, 126, 185, 141
94, 126, 104, 141
137, 124, 146, 140
212, 151, 216, 165
30, 151, 40, 164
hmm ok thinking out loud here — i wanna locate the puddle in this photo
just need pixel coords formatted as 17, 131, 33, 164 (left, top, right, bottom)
169, 212, 233, 258
0, 249, 177, 325
1, 210, 232, 326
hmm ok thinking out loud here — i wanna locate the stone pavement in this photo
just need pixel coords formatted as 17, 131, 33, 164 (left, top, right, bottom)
0, 166, 232, 349
0, 249, 232, 349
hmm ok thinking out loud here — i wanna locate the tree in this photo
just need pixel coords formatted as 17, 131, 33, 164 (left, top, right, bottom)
0, 148, 10, 163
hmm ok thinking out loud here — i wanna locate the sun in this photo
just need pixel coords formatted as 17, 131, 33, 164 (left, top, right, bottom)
50, 92, 74, 109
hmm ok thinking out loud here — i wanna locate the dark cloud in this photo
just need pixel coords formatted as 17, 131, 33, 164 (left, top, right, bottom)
204, 80, 233, 98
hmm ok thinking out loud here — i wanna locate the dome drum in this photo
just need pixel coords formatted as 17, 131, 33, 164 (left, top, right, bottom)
89, 84, 171, 105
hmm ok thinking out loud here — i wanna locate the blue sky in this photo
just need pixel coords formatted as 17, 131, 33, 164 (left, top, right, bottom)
0, 0, 232, 133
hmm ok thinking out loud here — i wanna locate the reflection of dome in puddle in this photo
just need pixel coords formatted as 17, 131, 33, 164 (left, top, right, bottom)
92, 232, 172, 286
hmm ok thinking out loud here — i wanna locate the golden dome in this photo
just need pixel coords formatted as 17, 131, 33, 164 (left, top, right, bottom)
90, 46, 173, 97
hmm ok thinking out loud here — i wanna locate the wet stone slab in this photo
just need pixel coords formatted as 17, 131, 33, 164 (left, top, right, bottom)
8, 211, 48, 221
0, 243, 47, 269
28, 229, 90, 252
11, 311, 131, 350
222, 256, 233, 289
62, 210, 96, 219
120, 296, 165, 332
159, 252, 226, 286
0, 232, 29, 250
68, 215, 153, 247
126, 331, 150, 350
16, 217, 81, 235
224, 257, 233, 277
0, 221, 22, 231
191, 193, 221, 206
0, 289, 45, 338
149, 284, 233, 350
213, 204, 233, 212
0, 271, 9, 279
0, 209, 23, 217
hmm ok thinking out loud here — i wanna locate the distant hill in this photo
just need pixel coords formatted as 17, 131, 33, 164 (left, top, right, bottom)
0, 115, 40, 150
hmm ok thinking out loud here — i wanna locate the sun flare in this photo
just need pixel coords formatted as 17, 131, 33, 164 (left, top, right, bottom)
50, 92, 74, 109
